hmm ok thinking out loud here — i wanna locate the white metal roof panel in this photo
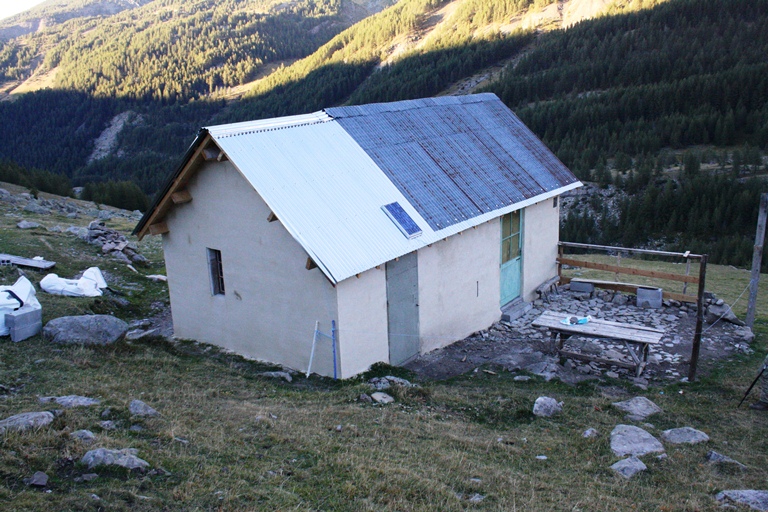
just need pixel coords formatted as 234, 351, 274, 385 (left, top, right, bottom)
209, 119, 580, 284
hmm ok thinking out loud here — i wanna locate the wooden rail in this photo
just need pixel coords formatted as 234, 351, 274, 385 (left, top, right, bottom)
557, 257, 700, 284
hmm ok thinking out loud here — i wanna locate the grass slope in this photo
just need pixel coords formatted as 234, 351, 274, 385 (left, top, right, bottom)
0, 186, 767, 510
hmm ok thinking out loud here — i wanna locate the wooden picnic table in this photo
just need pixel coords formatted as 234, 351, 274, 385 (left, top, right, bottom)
531, 310, 664, 377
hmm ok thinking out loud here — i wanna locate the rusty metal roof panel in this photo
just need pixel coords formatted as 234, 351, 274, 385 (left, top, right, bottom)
326, 93, 579, 231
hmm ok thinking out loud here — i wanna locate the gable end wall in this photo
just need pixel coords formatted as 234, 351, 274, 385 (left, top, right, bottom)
162, 160, 339, 376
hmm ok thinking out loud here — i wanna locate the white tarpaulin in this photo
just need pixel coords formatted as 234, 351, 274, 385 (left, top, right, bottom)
40, 267, 108, 297
0, 276, 41, 336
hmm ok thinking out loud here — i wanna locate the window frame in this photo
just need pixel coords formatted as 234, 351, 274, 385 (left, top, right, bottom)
207, 248, 225, 296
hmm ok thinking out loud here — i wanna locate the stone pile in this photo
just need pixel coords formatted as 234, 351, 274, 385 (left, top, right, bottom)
83, 220, 148, 264
0, 187, 142, 222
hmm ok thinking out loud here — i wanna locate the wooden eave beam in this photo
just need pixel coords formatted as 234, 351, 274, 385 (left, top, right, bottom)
171, 189, 192, 204
136, 133, 215, 240
149, 222, 169, 235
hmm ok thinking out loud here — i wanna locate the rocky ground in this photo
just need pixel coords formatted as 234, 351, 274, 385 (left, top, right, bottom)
407, 285, 754, 385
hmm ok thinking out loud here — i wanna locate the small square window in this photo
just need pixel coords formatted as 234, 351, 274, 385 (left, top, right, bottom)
207, 248, 225, 295
553, 196, 558, 208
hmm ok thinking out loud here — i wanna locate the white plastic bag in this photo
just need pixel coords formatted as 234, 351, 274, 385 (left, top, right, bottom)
40, 267, 108, 297
0, 276, 41, 336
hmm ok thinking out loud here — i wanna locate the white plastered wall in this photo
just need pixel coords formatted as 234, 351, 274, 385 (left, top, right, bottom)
521, 197, 560, 301
416, 220, 502, 354
162, 160, 339, 376
335, 267, 389, 378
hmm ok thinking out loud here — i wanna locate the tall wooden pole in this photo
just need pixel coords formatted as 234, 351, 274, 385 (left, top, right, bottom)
688, 254, 707, 382
746, 193, 768, 328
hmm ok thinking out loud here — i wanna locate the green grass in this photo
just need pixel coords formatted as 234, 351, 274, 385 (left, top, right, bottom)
1, 185, 767, 510
0, 332, 766, 510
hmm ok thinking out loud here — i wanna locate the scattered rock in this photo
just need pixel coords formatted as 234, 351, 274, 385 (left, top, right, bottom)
0, 411, 54, 434
716, 490, 768, 511
733, 327, 755, 344
706, 451, 747, 470
27, 471, 49, 487
125, 328, 159, 340
358, 393, 373, 403
513, 375, 531, 382
468, 493, 485, 504
706, 303, 746, 326
17, 220, 41, 229
259, 371, 293, 383
371, 392, 394, 404
99, 420, 117, 430
24, 202, 50, 215
533, 396, 563, 417
71, 430, 96, 443
612, 397, 662, 420
611, 456, 647, 479
81, 448, 150, 471
74, 473, 99, 483
610, 424, 665, 457
661, 427, 709, 445
129, 399, 159, 417
44, 315, 129, 345
39, 395, 100, 408
369, 375, 414, 390
582, 428, 599, 438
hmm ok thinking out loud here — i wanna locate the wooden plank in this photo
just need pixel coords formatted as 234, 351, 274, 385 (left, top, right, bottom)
305, 257, 317, 270
561, 277, 698, 303
149, 222, 169, 235
532, 312, 663, 344
0, 253, 55, 270
558, 257, 699, 284
171, 189, 192, 204
558, 242, 702, 259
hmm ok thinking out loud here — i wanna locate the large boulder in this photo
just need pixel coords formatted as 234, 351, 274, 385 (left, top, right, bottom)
610, 424, 665, 457
661, 427, 709, 445
715, 490, 768, 511
44, 315, 128, 345
706, 303, 746, 326
533, 396, 563, 417
129, 399, 159, 417
81, 448, 149, 471
39, 395, 100, 408
612, 397, 662, 420
0, 411, 54, 434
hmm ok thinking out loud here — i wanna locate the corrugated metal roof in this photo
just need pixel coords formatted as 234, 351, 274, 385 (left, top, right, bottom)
325, 93, 579, 231
185, 93, 582, 284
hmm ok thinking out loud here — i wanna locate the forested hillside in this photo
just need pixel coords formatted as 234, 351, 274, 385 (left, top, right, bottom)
0, 0, 767, 269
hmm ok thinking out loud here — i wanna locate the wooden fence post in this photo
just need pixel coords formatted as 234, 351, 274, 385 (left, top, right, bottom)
746, 193, 768, 328
688, 254, 708, 382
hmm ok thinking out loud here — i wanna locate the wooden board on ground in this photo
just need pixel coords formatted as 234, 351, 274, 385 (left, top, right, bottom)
0, 253, 56, 270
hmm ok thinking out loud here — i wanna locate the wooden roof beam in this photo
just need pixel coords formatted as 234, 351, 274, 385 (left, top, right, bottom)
171, 189, 192, 204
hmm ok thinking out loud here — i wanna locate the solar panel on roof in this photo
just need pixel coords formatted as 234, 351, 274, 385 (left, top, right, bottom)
382, 202, 422, 239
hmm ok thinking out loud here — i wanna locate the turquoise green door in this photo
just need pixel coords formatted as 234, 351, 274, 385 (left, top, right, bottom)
500, 210, 522, 306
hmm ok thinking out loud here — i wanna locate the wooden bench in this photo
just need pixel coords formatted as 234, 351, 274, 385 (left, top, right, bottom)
531, 310, 664, 377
